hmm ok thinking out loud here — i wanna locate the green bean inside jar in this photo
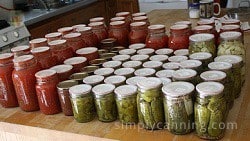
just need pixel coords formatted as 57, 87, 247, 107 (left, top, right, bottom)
208, 62, 234, 109
189, 33, 216, 57
217, 31, 246, 85
195, 82, 227, 140
189, 52, 213, 71
200, 71, 230, 117
214, 55, 243, 98
92, 84, 117, 122
162, 82, 195, 134
115, 85, 138, 124
137, 77, 165, 130
172, 69, 198, 85
69, 84, 95, 123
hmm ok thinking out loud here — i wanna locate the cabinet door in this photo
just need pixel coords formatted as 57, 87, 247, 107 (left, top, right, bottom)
116, 0, 139, 13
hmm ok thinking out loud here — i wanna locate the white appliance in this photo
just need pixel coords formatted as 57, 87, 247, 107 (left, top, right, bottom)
0, 24, 30, 53
139, 0, 188, 13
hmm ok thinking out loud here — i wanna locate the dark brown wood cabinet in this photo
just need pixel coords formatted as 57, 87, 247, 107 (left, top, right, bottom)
28, 0, 139, 38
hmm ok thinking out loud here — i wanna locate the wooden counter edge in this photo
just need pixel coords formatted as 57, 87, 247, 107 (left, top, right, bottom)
0, 122, 118, 141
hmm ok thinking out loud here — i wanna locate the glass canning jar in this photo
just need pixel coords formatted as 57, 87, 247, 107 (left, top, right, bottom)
168, 24, 190, 51
94, 68, 114, 77
83, 75, 105, 87
115, 85, 138, 124
76, 26, 99, 47
0, 53, 18, 108
172, 69, 198, 85
11, 45, 30, 57
195, 82, 227, 140
129, 22, 148, 44
57, 80, 79, 116
200, 70, 230, 114
146, 24, 168, 50
114, 68, 135, 78
132, 12, 147, 17
92, 84, 117, 122
35, 69, 61, 115
155, 48, 173, 56
50, 64, 73, 81
45, 32, 62, 42
64, 57, 88, 73
29, 38, 48, 49
76, 47, 99, 62
208, 62, 234, 109
63, 32, 86, 53
132, 16, 150, 26
12, 55, 41, 111
197, 19, 218, 46
89, 17, 107, 29
189, 52, 213, 71
48, 39, 73, 64
189, 33, 216, 57
57, 27, 73, 35
88, 22, 108, 44
193, 25, 213, 34
69, 72, 88, 84
109, 21, 129, 47
179, 60, 203, 74
31, 47, 58, 69
72, 24, 86, 31
162, 82, 195, 134
137, 77, 164, 130
214, 55, 243, 98
69, 84, 95, 123
116, 12, 132, 25
104, 75, 126, 87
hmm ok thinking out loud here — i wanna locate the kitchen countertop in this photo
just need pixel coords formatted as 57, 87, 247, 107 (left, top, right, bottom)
1, 9, 250, 141
23, 0, 97, 26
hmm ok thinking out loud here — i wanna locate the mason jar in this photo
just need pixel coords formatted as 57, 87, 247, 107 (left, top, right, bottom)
189, 52, 213, 71
50, 65, 73, 81
69, 84, 95, 123
122, 61, 142, 70
137, 77, 164, 130
92, 84, 117, 122
146, 24, 168, 50
114, 68, 135, 78
208, 62, 234, 109
143, 61, 163, 71
64, 57, 88, 73
69, 72, 88, 84
104, 75, 126, 87
115, 85, 138, 124
100, 52, 117, 61
172, 69, 198, 85
189, 33, 216, 57
134, 68, 156, 77
179, 60, 203, 74
168, 56, 188, 63
162, 62, 180, 70
162, 82, 195, 134
195, 82, 227, 140
215, 55, 243, 98
83, 75, 105, 87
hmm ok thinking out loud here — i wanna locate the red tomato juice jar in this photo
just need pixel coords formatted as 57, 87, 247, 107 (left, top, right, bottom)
76, 47, 99, 62
76, 26, 99, 47
109, 21, 129, 47
129, 22, 148, 44
63, 32, 86, 53
45, 32, 62, 43
146, 24, 168, 50
11, 45, 30, 57
88, 22, 108, 44
29, 38, 48, 49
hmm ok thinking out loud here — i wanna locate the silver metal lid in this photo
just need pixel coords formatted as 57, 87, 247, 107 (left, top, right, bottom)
92, 84, 116, 95
137, 77, 162, 90
162, 82, 194, 97
208, 62, 232, 70
173, 69, 197, 79
94, 68, 114, 76
130, 54, 149, 61
174, 49, 189, 56
134, 68, 156, 77
137, 48, 155, 55
189, 33, 214, 42
119, 49, 136, 55
149, 55, 169, 62
162, 62, 180, 70
103, 61, 122, 68
189, 52, 212, 60
129, 43, 146, 50
156, 70, 175, 78
69, 84, 92, 98
214, 55, 243, 66
155, 48, 173, 55
104, 75, 126, 85
143, 61, 163, 69
200, 71, 226, 81
196, 82, 224, 98
83, 75, 104, 85
179, 60, 202, 69
122, 61, 142, 68
168, 55, 188, 63
126, 76, 146, 86
112, 55, 130, 62
114, 68, 135, 76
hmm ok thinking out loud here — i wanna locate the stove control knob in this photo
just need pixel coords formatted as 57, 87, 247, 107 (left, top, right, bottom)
13, 31, 19, 38
2, 35, 8, 42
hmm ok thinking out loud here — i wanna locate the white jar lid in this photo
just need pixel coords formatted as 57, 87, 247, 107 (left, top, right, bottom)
175, 21, 192, 26
193, 25, 213, 31
130, 54, 149, 61
134, 68, 156, 77
50, 64, 73, 73
189, 33, 214, 42
126, 76, 146, 86
45, 32, 62, 38
174, 49, 189, 56
168, 56, 188, 63
173, 69, 197, 79
137, 48, 155, 55
31, 46, 49, 54
149, 55, 168, 62
112, 55, 130, 62
155, 48, 173, 55
132, 12, 146, 17
220, 31, 242, 40
208, 62, 232, 70
11, 45, 30, 52
137, 77, 162, 90
130, 22, 146, 27
162, 62, 180, 70
156, 70, 175, 78
116, 11, 130, 16
115, 85, 137, 98
64, 32, 81, 38
119, 49, 136, 55
214, 55, 243, 65
196, 82, 224, 98
189, 52, 212, 60
114, 68, 135, 76
35, 69, 56, 78
92, 84, 116, 95
103, 61, 122, 68
83, 75, 104, 85
221, 25, 240, 31
170, 24, 188, 30
179, 60, 202, 69
129, 43, 146, 50
104, 75, 126, 85
162, 82, 194, 97
143, 61, 163, 69
30, 38, 47, 44
148, 24, 165, 30
64, 57, 87, 65
94, 68, 114, 76
122, 61, 142, 68
76, 47, 98, 55
158, 77, 172, 85
69, 84, 92, 98
200, 71, 226, 81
